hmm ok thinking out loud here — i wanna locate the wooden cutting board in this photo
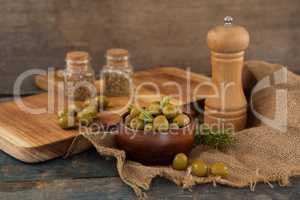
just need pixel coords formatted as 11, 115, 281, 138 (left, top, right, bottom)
0, 67, 210, 163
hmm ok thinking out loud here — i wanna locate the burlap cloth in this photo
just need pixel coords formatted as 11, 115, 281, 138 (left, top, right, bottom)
78, 60, 300, 199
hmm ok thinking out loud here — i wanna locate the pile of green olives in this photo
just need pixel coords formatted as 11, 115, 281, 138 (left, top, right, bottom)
57, 95, 108, 129
125, 97, 190, 131
172, 153, 229, 178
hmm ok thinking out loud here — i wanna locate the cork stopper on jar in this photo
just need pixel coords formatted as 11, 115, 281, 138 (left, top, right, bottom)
106, 48, 129, 67
207, 16, 250, 53
66, 51, 90, 70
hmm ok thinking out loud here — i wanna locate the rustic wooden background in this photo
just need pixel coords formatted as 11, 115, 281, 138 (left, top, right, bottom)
1, 0, 300, 94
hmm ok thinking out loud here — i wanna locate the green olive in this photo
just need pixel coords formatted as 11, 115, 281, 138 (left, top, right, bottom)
130, 118, 144, 130
147, 102, 161, 115
124, 115, 132, 126
58, 115, 76, 129
138, 112, 145, 121
57, 105, 78, 118
73, 101, 88, 111
85, 105, 98, 117
96, 95, 108, 110
77, 114, 94, 125
172, 153, 188, 170
162, 104, 179, 119
130, 107, 141, 118
191, 160, 208, 177
169, 123, 179, 130
57, 109, 69, 119
210, 162, 229, 177
144, 123, 153, 131
173, 114, 190, 127
77, 106, 98, 125
153, 115, 169, 132
83, 100, 98, 111
68, 104, 81, 113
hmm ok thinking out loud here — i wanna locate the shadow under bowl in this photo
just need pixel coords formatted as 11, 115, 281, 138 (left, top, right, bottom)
116, 113, 195, 165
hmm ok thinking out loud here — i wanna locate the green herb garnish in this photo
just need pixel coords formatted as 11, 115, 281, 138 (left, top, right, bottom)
194, 124, 235, 149
160, 96, 171, 109
139, 109, 153, 123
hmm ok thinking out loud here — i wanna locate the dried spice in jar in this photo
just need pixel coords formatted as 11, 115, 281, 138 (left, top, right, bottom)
101, 49, 133, 96
64, 51, 96, 103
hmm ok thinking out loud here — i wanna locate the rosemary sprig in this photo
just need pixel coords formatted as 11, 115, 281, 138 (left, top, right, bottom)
160, 96, 171, 109
139, 109, 153, 123
195, 124, 235, 149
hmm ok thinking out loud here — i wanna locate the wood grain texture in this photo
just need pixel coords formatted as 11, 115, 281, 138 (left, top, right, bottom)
0, 97, 298, 200
0, 149, 117, 182
205, 23, 249, 131
0, 0, 299, 95
0, 147, 299, 200
0, 144, 299, 200
0, 67, 209, 163
0, 93, 93, 163
1, 176, 300, 200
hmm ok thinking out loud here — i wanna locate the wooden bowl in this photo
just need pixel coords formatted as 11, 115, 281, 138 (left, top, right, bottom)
116, 113, 195, 165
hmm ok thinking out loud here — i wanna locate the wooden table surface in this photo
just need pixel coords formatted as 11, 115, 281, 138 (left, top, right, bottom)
1, 97, 300, 200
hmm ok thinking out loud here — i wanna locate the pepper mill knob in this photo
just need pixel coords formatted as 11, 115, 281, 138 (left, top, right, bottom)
204, 17, 250, 132
224, 16, 233, 25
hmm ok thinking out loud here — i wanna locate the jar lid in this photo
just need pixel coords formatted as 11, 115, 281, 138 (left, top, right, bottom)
66, 51, 90, 62
207, 16, 250, 53
106, 49, 129, 58
106, 49, 130, 68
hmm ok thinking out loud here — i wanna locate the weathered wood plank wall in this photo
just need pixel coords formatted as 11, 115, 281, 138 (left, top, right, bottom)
0, 0, 299, 94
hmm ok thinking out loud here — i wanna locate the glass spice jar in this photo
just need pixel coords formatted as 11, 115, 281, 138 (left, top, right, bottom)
64, 51, 96, 105
102, 49, 133, 96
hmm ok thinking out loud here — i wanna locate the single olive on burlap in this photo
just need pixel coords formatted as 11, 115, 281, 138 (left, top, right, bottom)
77, 60, 300, 199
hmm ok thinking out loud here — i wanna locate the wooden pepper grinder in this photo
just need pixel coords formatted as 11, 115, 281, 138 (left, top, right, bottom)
204, 16, 250, 132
